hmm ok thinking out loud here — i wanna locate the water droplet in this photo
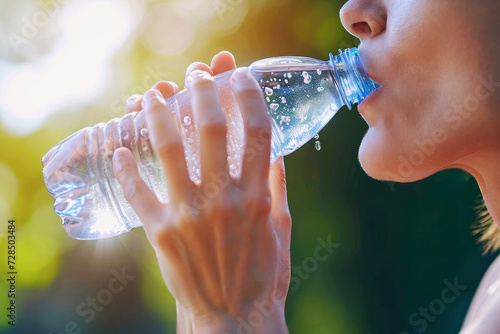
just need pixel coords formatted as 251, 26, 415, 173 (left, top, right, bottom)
302, 71, 312, 84
315, 141, 321, 151
265, 87, 273, 96
286, 73, 292, 78
314, 133, 320, 140
317, 69, 322, 75
284, 79, 289, 84
280, 96, 287, 103
183, 115, 192, 126
270, 103, 279, 111
140, 128, 149, 138
317, 87, 325, 92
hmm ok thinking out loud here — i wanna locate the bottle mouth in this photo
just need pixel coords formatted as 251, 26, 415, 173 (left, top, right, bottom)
328, 48, 380, 110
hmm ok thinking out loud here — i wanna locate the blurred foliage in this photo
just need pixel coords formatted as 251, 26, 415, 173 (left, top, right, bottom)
0, 0, 496, 333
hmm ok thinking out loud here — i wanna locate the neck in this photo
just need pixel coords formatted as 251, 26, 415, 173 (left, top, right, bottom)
453, 148, 500, 223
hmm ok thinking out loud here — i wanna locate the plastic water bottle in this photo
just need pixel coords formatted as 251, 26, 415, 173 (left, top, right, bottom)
42, 48, 379, 240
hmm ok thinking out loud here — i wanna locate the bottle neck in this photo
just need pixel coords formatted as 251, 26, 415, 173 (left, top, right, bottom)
328, 48, 380, 110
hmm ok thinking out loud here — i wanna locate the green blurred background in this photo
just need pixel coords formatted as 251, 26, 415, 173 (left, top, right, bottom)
0, 0, 496, 333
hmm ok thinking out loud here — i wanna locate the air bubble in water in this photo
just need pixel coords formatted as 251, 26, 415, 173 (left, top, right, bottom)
229, 164, 237, 173
183, 115, 192, 126
286, 73, 292, 78
314, 133, 320, 140
140, 128, 149, 138
317, 87, 325, 92
280, 96, 287, 103
266, 96, 270, 102
317, 69, 322, 75
284, 79, 289, 84
265, 87, 273, 96
270, 103, 279, 111
281, 116, 291, 123
302, 71, 312, 84
315, 141, 321, 151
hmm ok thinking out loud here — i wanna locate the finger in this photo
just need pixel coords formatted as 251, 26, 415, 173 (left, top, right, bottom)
187, 70, 229, 183
113, 148, 162, 223
210, 51, 236, 75
141, 81, 179, 110
269, 157, 292, 234
230, 68, 272, 188
185, 62, 213, 89
126, 94, 142, 114
126, 81, 179, 115
153, 81, 178, 99
269, 157, 289, 214
143, 89, 193, 202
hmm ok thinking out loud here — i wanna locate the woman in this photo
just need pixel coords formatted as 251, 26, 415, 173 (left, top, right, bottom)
112, 0, 500, 332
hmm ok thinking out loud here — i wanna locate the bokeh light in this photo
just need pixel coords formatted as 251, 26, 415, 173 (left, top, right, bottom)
0, 0, 495, 333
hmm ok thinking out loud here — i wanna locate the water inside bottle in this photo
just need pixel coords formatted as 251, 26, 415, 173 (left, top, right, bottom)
251, 63, 343, 158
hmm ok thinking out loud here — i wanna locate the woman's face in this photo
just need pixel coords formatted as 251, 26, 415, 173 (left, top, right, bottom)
340, 0, 500, 182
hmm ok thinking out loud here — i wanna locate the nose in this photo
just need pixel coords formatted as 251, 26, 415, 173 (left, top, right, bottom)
340, 0, 387, 40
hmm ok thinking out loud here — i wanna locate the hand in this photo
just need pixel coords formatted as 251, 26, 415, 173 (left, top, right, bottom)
113, 51, 291, 333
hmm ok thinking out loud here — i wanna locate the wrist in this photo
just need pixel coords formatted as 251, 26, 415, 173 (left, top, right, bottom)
176, 302, 194, 334
192, 306, 288, 334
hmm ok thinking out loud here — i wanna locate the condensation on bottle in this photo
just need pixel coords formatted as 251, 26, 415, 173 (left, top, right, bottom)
42, 48, 379, 240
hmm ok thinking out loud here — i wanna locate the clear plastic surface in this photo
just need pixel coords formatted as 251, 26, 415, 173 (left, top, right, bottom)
42, 48, 379, 240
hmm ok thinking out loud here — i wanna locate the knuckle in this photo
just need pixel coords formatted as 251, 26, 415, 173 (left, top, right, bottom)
123, 179, 143, 202
155, 226, 178, 251
243, 191, 271, 215
155, 140, 184, 159
206, 199, 232, 224
247, 121, 271, 140
199, 121, 227, 138
236, 84, 264, 100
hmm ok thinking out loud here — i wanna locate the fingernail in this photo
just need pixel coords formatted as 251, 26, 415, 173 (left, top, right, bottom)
142, 89, 163, 108
232, 67, 249, 81
186, 70, 211, 88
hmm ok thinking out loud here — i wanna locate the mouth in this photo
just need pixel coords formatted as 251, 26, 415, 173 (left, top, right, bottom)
358, 76, 383, 114
358, 65, 384, 113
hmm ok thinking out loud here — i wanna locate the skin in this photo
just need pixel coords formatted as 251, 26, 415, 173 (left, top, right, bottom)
341, 0, 500, 332
114, 53, 291, 333
112, 0, 500, 332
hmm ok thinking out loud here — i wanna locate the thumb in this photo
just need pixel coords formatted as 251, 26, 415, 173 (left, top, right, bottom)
113, 148, 162, 225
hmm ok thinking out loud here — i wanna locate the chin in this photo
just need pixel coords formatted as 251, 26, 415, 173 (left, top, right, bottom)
358, 129, 427, 183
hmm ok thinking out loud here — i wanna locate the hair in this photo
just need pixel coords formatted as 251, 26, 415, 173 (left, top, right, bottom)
473, 199, 500, 254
